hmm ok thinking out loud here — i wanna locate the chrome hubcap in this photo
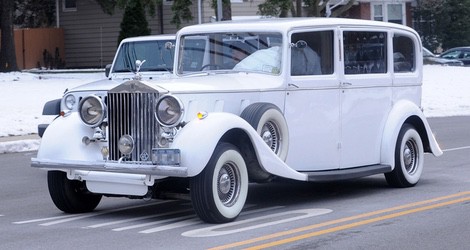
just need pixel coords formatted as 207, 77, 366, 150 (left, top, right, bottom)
261, 121, 280, 154
218, 173, 230, 195
217, 163, 240, 207
403, 139, 418, 174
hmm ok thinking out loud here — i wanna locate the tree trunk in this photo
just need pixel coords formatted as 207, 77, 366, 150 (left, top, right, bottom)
0, 0, 18, 72
222, 0, 232, 21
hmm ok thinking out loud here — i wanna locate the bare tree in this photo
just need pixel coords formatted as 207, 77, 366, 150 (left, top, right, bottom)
0, 0, 19, 72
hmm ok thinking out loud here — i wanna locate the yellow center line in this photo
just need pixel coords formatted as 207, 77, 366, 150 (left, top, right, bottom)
209, 191, 470, 250
245, 196, 470, 250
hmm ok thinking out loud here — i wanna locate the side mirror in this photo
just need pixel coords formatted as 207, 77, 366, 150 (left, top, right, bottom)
165, 41, 175, 50
295, 40, 307, 49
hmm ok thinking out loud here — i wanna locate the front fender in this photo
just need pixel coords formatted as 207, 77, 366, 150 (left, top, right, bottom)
171, 112, 307, 180
37, 112, 104, 161
381, 100, 443, 169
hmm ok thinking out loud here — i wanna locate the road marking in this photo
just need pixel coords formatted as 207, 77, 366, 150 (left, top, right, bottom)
183, 208, 332, 238
246, 196, 470, 249
13, 200, 175, 226
140, 218, 201, 234
442, 146, 470, 152
113, 214, 196, 231
210, 191, 470, 250
139, 206, 284, 234
86, 208, 194, 229
13, 214, 80, 224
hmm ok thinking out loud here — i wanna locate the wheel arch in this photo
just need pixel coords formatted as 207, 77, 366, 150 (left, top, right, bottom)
172, 112, 306, 181
381, 100, 443, 170
219, 128, 274, 182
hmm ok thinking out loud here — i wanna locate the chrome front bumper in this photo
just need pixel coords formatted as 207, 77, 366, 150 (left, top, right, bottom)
31, 158, 188, 177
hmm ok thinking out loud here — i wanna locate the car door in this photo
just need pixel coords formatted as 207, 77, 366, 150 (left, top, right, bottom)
283, 29, 341, 171
339, 29, 393, 168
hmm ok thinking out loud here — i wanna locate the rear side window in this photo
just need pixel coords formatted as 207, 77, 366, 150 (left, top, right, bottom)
343, 31, 387, 74
393, 34, 415, 72
290, 30, 334, 76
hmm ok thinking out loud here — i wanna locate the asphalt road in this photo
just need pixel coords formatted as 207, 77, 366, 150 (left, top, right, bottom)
1, 116, 469, 250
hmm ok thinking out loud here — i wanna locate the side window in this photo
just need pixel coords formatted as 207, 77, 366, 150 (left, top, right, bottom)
393, 34, 415, 72
343, 31, 387, 74
290, 31, 334, 76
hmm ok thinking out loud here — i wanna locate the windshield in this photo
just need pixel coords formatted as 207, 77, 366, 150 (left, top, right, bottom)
112, 39, 175, 73
423, 48, 434, 57
177, 32, 283, 75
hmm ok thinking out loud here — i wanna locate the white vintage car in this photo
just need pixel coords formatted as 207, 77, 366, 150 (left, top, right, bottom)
32, 18, 442, 223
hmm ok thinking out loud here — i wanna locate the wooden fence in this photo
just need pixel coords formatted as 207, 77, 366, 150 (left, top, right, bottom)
12, 28, 65, 70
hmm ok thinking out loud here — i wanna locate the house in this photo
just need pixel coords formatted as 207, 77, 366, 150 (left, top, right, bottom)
56, 0, 416, 68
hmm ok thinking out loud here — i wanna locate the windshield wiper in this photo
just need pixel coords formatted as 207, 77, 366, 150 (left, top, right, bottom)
144, 67, 172, 72
113, 68, 133, 73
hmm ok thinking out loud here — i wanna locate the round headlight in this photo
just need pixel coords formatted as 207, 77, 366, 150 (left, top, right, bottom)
78, 95, 106, 127
155, 95, 183, 127
63, 94, 76, 110
118, 135, 134, 156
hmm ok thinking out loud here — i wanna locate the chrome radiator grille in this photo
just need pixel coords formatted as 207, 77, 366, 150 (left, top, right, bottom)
107, 90, 159, 162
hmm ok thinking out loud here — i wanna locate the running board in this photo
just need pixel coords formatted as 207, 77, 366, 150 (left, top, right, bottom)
302, 164, 392, 182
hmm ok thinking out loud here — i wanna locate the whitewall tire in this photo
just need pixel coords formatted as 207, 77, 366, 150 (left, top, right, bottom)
190, 142, 249, 223
385, 124, 424, 187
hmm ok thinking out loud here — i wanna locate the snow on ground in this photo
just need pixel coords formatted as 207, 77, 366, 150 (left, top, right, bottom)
0, 65, 469, 153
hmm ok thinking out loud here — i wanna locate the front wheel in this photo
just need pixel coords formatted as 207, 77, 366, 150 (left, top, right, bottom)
190, 142, 248, 223
47, 171, 102, 213
385, 124, 424, 187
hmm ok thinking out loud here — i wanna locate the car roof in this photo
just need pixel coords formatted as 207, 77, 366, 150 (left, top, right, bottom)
444, 47, 470, 51
177, 17, 418, 36
120, 34, 176, 43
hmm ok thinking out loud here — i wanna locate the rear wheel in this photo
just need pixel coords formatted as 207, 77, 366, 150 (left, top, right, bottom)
385, 124, 424, 187
190, 142, 248, 223
47, 171, 102, 213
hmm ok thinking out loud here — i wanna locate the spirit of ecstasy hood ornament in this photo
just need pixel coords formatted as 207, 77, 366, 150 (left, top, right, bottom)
133, 59, 146, 80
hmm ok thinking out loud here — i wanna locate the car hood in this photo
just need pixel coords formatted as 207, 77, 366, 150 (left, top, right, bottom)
141, 72, 284, 93
425, 56, 463, 66
69, 73, 174, 92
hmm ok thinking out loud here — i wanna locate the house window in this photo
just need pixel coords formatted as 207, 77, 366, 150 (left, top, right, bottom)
63, 0, 77, 11
372, 3, 405, 25
373, 5, 383, 21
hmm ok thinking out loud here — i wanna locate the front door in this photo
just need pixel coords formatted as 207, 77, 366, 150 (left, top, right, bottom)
284, 29, 341, 171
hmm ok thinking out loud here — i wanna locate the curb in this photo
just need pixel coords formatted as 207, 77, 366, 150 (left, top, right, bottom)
0, 134, 40, 142
0, 135, 40, 154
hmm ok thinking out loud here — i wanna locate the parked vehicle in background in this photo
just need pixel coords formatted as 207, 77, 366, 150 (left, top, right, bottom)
438, 47, 470, 66
37, 34, 176, 137
423, 47, 463, 66
32, 18, 442, 224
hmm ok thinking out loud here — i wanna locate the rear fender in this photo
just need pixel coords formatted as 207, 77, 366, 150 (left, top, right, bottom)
381, 100, 443, 169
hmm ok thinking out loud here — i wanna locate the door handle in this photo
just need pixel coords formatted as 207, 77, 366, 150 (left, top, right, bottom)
341, 82, 352, 87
